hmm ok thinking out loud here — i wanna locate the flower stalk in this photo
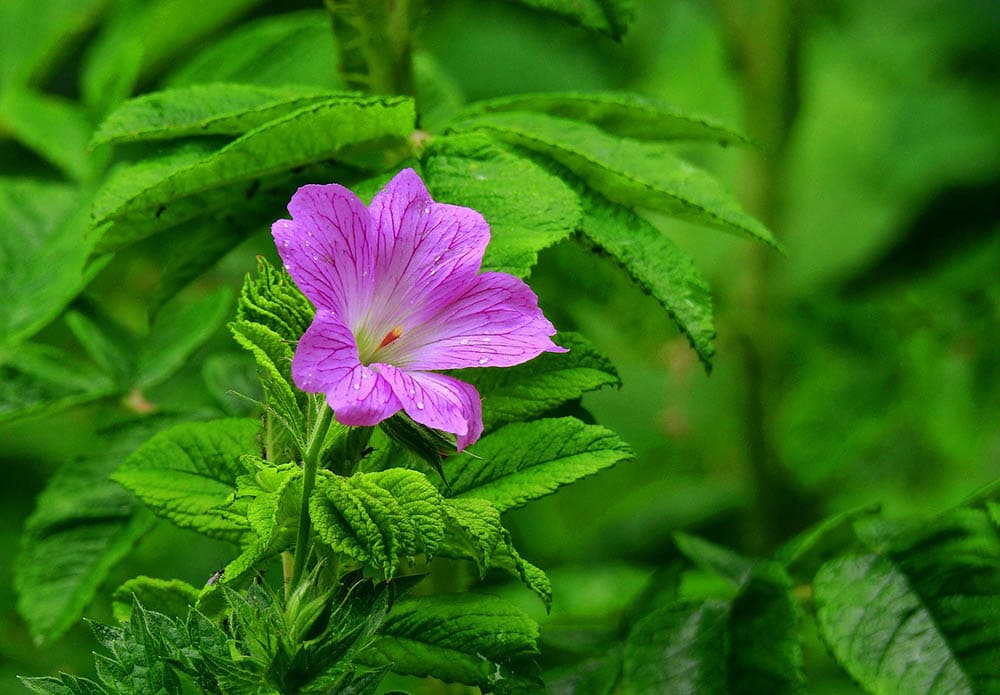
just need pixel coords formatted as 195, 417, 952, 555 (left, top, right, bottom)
289, 401, 335, 590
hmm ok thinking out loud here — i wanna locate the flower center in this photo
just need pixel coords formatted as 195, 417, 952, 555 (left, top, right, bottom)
357, 323, 406, 365
378, 326, 403, 349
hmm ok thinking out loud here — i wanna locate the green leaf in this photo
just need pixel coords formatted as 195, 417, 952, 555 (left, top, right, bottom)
112, 418, 260, 541
65, 311, 132, 384
310, 469, 447, 579
454, 331, 619, 430
134, 287, 232, 389
579, 190, 716, 367
453, 111, 780, 248
150, 222, 245, 312
92, 84, 356, 146
447, 417, 632, 511
674, 531, 754, 586
502, 0, 634, 40
0, 88, 96, 181
14, 419, 178, 643
112, 576, 202, 622
166, 10, 341, 89
358, 593, 541, 692
773, 503, 877, 582
0, 343, 116, 425
236, 257, 314, 342
623, 562, 803, 694
459, 92, 749, 144
92, 95, 415, 252
0, 179, 101, 353
422, 132, 581, 277
814, 508, 1000, 695
0, 0, 104, 88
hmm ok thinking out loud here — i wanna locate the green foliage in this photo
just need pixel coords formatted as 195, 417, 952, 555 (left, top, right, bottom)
422, 132, 581, 277
112, 419, 260, 542
112, 577, 202, 622
358, 593, 542, 692
503, 0, 634, 40
814, 508, 1000, 694
0, 89, 95, 182
447, 417, 633, 511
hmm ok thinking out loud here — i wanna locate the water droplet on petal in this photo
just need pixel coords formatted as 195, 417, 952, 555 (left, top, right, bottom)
312, 254, 318, 261
408, 389, 416, 396
460, 338, 469, 345
353, 382, 360, 390
429, 269, 436, 276
416, 401, 424, 410
483, 337, 491, 343
478, 357, 489, 365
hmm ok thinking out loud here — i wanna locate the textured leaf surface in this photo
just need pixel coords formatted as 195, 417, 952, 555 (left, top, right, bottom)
310, 469, 446, 578
14, 420, 177, 643
422, 132, 581, 277
460, 92, 749, 144
580, 190, 716, 366
112, 419, 260, 541
112, 576, 201, 622
92, 96, 415, 251
0, 179, 99, 352
359, 593, 540, 691
447, 417, 632, 511
455, 112, 779, 248
93, 83, 351, 145
503, 0, 634, 39
454, 331, 619, 430
814, 508, 1000, 695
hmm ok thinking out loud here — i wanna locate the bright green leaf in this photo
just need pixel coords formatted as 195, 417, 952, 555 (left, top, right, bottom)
112, 576, 202, 622
0, 88, 96, 181
447, 417, 632, 511
0, 0, 104, 88
422, 132, 581, 277
501, 0, 634, 40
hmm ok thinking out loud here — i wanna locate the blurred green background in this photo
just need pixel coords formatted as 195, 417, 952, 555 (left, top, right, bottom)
1, 0, 998, 691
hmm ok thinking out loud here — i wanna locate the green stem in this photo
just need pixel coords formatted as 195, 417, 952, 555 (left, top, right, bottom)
289, 403, 335, 590
326, 0, 418, 96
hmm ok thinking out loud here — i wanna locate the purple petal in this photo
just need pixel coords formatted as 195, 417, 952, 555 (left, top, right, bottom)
393, 272, 566, 370
377, 365, 484, 450
272, 184, 375, 325
361, 169, 491, 336
292, 309, 401, 426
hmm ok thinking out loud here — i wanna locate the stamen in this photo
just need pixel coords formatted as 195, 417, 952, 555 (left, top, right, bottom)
378, 326, 403, 349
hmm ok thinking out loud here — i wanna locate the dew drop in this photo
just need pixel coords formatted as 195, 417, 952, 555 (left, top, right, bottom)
312, 254, 319, 261
429, 269, 436, 276
353, 383, 360, 390
478, 357, 489, 365
282, 240, 290, 247
482, 336, 491, 343
408, 389, 416, 396
416, 401, 425, 410
460, 338, 469, 345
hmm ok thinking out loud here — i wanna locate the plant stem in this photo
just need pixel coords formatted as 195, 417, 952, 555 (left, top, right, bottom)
326, 0, 418, 96
289, 403, 335, 590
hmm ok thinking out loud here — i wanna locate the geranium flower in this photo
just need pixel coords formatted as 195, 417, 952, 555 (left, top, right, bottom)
272, 168, 565, 450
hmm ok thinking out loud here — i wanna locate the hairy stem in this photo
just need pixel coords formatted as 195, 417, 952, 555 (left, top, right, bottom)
290, 403, 335, 590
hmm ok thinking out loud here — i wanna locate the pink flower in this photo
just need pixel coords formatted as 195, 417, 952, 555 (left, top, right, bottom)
272, 169, 565, 450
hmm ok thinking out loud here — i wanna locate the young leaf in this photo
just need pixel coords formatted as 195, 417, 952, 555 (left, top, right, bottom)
453, 331, 620, 430
236, 257, 314, 342
453, 111, 780, 248
446, 417, 633, 511
358, 593, 541, 692
579, 190, 716, 367
92, 84, 355, 146
458, 92, 750, 145
134, 287, 233, 389
502, 0, 634, 40
422, 132, 581, 277
112, 418, 261, 541
14, 419, 179, 643
112, 576, 202, 622
92, 96, 416, 252
814, 508, 1000, 695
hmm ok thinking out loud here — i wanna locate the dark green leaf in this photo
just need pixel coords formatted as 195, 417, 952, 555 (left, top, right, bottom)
459, 92, 749, 144
447, 417, 632, 511
453, 111, 779, 248
501, 0, 634, 40
422, 132, 581, 277
773, 503, 877, 582
674, 531, 754, 586
112, 418, 260, 541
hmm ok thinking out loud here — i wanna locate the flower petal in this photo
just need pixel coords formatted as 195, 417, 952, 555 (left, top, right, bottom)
377, 366, 484, 450
272, 184, 374, 324
292, 309, 401, 426
361, 169, 490, 336
394, 272, 566, 370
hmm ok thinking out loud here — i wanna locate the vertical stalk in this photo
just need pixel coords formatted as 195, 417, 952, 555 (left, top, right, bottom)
714, 0, 810, 551
289, 403, 335, 590
326, 0, 418, 96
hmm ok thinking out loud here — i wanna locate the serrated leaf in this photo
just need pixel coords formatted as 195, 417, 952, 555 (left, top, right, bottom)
447, 417, 632, 511
236, 257, 315, 341
166, 10, 341, 89
310, 469, 447, 578
92, 84, 356, 146
134, 286, 232, 389
14, 419, 179, 643
19, 674, 106, 695
623, 562, 803, 694
92, 96, 415, 252
112, 418, 260, 541
453, 331, 619, 430
459, 92, 749, 144
422, 132, 581, 277
0, 88, 96, 181
358, 593, 541, 692
112, 577, 201, 622
0, 179, 101, 353
579, 190, 716, 366
453, 111, 780, 248
814, 508, 1000, 695
502, 0, 634, 40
